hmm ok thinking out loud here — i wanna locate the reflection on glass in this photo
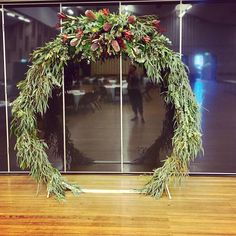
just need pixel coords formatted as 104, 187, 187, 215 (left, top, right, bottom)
63, 4, 121, 171
182, 1, 236, 172
4, 5, 62, 171
0, 15, 8, 171
121, 2, 180, 172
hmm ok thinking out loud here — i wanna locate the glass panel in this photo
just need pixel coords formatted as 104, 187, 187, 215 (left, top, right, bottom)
62, 4, 121, 172
121, 2, 180, 172
4, 5, 63, 171
0, 10, 8, 171
182, 1, 236, 173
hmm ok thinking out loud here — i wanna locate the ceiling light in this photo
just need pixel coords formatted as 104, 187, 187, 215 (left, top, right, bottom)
18, 16, 25, 21
67, 9, 74, 15
7, 12, 15, 17
18, 16, 30, 23
175, 4, 192, 18
23, 18, 31, 23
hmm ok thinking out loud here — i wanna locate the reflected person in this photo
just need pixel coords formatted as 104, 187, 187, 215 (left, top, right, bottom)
127, 65, 145, 123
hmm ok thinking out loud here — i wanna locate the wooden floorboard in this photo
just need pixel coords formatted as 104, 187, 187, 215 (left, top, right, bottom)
0, 175, 236, 235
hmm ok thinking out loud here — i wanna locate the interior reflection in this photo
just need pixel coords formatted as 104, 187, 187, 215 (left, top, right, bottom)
1, 1, 236, 174
4, 6, 62, 171
182, 1, 236, 172
65, 59, 122, 171
0, 15, 8, 171
63, 4, 121, 171
121, 3, 179, 172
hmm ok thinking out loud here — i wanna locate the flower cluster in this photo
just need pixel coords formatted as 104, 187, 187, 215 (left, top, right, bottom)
57, 9, 163, 61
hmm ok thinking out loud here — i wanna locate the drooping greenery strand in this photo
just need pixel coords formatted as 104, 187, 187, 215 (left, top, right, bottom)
138, 41, 202, 197
11, 9, 202, 200
11, 38, 81, 200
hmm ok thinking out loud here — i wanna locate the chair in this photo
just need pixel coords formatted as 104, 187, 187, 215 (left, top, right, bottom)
78, 92, 94, 112
65, 93, 74, 108
114, 87, 120, 102
99, 86, 109, 102
78, 92, 101, 112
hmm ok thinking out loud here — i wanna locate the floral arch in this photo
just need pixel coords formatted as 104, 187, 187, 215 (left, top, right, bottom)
11, 9, 202, 200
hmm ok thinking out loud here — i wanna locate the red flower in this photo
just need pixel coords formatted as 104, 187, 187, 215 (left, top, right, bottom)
61, 34, 68, 42
85, 10, 97, 20
143, 35, 151, 43
152, 19, 160, 29
101, 8, 110, 16
152, 19, 166, 33
103, 22, 112, 32
76, 28, 83, 39
123, 30, 132, 41
116, 37, 126, 49
128, 15, 136, 24
57, 12, 67, 20
111, 40, 120, 52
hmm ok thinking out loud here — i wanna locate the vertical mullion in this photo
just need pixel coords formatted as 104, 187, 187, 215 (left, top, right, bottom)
1, 5, 10, 172
119, 1, 124, 173
179, 0, 183, 58
60, 3, 67, 173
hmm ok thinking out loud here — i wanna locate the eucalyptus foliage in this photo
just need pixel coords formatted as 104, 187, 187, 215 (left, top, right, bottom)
11, 9, 202, 200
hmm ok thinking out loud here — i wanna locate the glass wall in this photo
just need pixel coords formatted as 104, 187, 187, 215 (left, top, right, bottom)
62, 4, 121, 172
0, 1, 236, 174
4, 5, 62, 171
182, 1, 236, 173
0, 9, 8, 171
120, 2, 180, 172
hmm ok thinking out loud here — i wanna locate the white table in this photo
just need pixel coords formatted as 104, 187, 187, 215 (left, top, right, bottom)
0, 100, 11, 108
67, 90, 86, 111
104, 83, 128, 101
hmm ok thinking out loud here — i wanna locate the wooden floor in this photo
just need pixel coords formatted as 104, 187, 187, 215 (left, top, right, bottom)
0, 175, 236, 235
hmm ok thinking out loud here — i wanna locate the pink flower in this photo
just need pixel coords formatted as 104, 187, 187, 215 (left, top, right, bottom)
123, 30, 132, 41
111, 40, 120, 52
76, 28, 83, 39
128, 15, 136, 24
91, 43, 99, 51
57, 12, 67, 20
143, 35, 151, 43
85, 10, 97, 20
70, 39, 79, 47
103, 22, 112, 32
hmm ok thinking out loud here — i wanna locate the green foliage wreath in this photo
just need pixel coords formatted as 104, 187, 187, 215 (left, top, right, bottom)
11, 9, 202, 200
